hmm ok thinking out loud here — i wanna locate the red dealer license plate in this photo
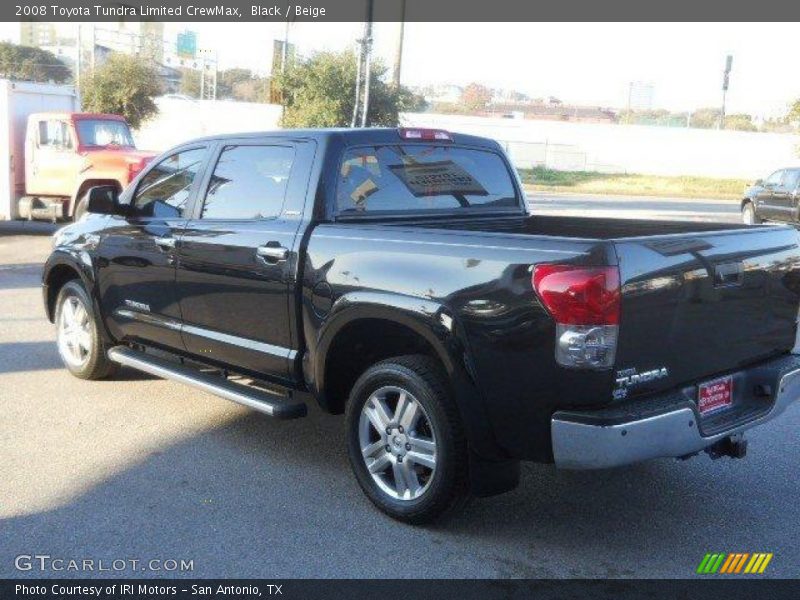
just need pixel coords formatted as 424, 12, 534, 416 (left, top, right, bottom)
698, 376, 733, 414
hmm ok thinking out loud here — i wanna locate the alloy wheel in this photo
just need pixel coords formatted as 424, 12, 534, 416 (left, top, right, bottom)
358, 385, 437, 501
57, 295, 92, 368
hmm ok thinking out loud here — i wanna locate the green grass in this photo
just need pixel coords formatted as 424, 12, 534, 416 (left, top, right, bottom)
518, 166, 750, 200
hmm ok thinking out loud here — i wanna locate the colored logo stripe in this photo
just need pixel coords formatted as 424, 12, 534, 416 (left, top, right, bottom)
698, 553, 773, 574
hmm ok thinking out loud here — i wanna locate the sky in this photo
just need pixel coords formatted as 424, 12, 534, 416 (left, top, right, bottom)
1, 22, 798, 118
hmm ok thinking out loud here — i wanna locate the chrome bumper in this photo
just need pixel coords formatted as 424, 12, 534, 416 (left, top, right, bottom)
551, 364, 800, 470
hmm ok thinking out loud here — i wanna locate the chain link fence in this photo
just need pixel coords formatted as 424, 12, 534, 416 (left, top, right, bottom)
497, 139, 626, 173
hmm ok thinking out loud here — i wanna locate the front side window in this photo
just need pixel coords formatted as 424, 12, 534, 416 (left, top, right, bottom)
201, 145, 295, 220
336, 145, 519, 215
38, 120, 72, 149
75, 119, 135, 147
132, 147, 206, 218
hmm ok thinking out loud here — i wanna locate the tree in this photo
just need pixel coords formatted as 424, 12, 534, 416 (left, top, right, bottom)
690, 107, 722, 129
724, 113, 757, 132
788, 99, 800, 123
273, 50, 425, 128
179, 67, 201, 97
461, 83, 492, 111
81, 54, 160, 129
0, 42, 71, 83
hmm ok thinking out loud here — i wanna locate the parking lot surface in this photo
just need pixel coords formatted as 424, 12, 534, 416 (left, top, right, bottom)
1, 209, 798, 578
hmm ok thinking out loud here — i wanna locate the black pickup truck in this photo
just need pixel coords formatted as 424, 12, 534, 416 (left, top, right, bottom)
43, 128, 800, 523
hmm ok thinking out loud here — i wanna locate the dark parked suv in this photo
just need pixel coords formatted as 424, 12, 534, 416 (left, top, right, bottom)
43, 128, 800, 523
742, 168, 800, 224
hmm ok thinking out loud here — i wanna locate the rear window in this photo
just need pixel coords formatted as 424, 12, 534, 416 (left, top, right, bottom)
336, 145, 519, 215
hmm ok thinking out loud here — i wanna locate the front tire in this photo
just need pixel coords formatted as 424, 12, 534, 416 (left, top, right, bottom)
55, 280, 117, 380
345, 355, 468, 524
742, 201, 760, 225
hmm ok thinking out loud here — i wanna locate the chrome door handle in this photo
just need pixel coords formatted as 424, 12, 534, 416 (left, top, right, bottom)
154, 236, 176, 251
256, 244, 289, 262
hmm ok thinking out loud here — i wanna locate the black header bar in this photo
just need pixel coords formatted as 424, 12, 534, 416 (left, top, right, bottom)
5, 0, 800, 22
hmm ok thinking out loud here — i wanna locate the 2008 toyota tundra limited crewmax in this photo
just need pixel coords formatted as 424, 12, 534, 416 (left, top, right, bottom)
43, 128, 800, 523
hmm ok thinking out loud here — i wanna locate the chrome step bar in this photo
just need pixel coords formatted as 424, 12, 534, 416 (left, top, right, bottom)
107, 346, 307, 419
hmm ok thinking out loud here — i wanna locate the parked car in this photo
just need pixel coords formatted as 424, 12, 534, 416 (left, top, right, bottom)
741, 168, 800, 225
43, 128, 800, 523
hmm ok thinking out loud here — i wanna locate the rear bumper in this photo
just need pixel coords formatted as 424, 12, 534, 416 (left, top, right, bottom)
551, 354, 800, 469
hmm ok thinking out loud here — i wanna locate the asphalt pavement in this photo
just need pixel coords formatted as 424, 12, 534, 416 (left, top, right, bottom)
2, 196, 798, 579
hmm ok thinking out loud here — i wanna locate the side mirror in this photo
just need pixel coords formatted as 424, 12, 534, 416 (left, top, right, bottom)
754, 179, 764, 186
86, 185, 120, 215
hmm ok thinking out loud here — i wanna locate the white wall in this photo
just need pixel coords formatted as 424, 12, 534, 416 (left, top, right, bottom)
135, 96, 283, 152
401, 112, 800, 180
134, 100, 800, 180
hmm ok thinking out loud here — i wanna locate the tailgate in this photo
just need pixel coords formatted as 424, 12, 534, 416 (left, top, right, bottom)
612, 225, 800, 398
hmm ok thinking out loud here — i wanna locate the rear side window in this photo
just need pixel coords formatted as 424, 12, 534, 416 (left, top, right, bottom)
783, 170, 800, 190
336, 145, 518, 214
201, 145, 295, 220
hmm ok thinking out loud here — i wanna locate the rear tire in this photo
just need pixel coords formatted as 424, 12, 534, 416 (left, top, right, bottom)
742, 201, 760, 225
345, 355, 469, 524
55, 280, 117, 380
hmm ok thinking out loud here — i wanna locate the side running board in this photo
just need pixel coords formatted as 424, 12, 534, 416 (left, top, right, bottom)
107, 346, 307, 419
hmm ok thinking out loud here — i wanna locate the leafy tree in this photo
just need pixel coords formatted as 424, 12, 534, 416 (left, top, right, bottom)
788, 99, 800, 123
81, 54, 160, 129
690, 107, 722, 129
0, 42, 71, 83
724, 113, 757, 132
273, 50, 425, 128
461, 83, 492, 110
179, 67, 201, 97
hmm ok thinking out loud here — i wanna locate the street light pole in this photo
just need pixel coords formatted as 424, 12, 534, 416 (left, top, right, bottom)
351, 0, 374, 128
392, 0, 406, 89
360, 14, 373, 128
719, 54, 733, 130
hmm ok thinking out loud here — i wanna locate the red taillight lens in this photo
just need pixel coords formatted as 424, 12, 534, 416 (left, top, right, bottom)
532, 265, 620, 325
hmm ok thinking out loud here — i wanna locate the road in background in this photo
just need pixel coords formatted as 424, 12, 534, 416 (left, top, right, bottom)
2, 227, 799, 579
529, 192, 741, 223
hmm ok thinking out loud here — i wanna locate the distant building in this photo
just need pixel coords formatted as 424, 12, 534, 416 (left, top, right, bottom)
18, 22, 177, 92
91, 22, 164, 62
627, 81, 655, 111
414, 84, 463, 104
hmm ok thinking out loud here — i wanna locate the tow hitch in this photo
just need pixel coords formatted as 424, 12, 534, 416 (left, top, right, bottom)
705, 433, 748, 460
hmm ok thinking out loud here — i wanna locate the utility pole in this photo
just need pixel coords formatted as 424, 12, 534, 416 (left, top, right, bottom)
392, 0, 406, 89
351, 0, 374, 128
75, 24, 82, 89
719, 54, 733, 130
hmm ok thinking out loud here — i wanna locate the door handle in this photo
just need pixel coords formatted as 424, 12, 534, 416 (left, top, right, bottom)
256, 244, 289, 263
154, 236, 176, 251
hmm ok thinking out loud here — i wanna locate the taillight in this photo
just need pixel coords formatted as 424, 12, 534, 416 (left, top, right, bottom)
398, 128, 453, 141
532, 264, 621, 369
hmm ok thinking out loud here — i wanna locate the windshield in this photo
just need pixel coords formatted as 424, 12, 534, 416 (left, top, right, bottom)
75, 119, 135, 147
336, 145, 520, 215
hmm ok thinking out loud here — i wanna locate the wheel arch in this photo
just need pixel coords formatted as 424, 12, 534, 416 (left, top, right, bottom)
314, 294, 456, 415
311, 291, 506, 461
70, 178, 123, 217
43, 253, 96, 323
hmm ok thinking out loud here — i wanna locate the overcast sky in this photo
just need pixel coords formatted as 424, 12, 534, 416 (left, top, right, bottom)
2, 22, 798, 117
